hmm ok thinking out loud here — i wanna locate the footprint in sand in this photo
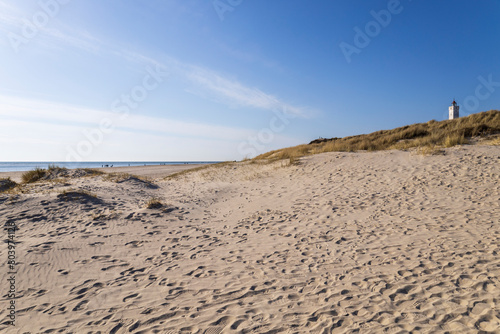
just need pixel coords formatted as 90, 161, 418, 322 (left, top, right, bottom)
72, 299, 89, 311
123, 293, 140, 302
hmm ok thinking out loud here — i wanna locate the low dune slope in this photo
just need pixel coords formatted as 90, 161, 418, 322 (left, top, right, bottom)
0, 145, 499, 333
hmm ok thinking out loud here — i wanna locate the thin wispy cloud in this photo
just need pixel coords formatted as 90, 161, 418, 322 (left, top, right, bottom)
0, 1, 102, 54
0, 95, 304, 160
118, 50, 312, 117
0, 1, 312, 118
183, 64, 309, 116
217, 42, 284, 72
0, 1, 23, 31
0, 95, 255, 141
42, 26, 104, 55
0, 2, 314, 161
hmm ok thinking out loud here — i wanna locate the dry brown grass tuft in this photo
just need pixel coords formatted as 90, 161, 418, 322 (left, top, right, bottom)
102, 172, 134, 182
59, 188, 96, 197
253, 110, 499, 162
288, 156, 300, 166
57, 189, 102, 204
417, 145, 446, 156
145, 197, 164, 209
21, 165, 71, 184
47, 164, 68, 174
164, 162, 233, 180
57, 188, 99, 202
103, 172, 157, 189
480, 134, 500, 146
0, 178, 17, 193
444, 133, 468, 147
77, 168, 105, 176
21, 167, 47, 183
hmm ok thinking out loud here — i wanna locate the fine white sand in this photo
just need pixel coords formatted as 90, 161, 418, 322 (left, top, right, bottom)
0, 145, 499, 333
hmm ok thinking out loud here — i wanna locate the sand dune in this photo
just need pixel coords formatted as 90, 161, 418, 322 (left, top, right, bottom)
1, 145, 499, 333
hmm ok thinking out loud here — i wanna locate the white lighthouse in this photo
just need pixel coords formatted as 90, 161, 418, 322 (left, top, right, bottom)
449, 100, 459, 120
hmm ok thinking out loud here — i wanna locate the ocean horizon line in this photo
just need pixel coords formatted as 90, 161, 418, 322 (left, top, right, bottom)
0, 161, 221, 173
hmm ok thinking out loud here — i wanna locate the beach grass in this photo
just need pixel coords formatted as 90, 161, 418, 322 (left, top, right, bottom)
102, 172, 156, 187
254, 110, 500, 161
21, 165, 71, 184
145, 197, 164, 209
103, 172, 136, 183
48, 164, 68, 173
57, 188, 98, 202
0, 177, 18, 193
416, 145, 446, 156
21, 167, 47, 183
77, 168, 105, 176
164, 162, 233, 180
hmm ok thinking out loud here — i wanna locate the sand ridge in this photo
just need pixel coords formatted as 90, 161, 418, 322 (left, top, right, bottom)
0, 146, 499, 333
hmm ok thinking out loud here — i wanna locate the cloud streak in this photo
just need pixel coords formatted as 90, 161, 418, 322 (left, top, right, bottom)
0, 95, 304, 160
0, 2, 312, 117
0, 95, 253, 141
116, 49, 312, 117
183, 65, 308, 116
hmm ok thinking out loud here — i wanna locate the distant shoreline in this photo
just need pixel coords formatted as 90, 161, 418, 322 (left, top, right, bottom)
0, 163, 210, 183
0, 161, 219, 173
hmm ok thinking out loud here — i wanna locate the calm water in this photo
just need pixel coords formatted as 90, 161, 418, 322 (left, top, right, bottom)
0, 161, 217, 173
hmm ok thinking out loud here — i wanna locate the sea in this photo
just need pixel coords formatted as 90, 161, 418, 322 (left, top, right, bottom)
0, 161, 217, 173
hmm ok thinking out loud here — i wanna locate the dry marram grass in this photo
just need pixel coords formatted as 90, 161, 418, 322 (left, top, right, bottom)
77, 168, 105, 176
103, 173, 135, 182
58, 188, 98, 201
164, 162, 233, 180
21, 167, 47, 183
254, 110, 500, 162
0, 178, 17, 193
416, 145, 445, 156
145, 197, 164, 209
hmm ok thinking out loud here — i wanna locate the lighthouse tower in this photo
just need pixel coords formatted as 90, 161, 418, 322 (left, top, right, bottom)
449, 100, 459, 120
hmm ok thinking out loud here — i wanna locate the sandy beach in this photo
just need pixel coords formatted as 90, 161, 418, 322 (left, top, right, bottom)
1, 145, 499, 333
0, 164, 207, 184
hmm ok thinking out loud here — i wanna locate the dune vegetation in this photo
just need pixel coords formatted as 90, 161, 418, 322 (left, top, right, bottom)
20, 166, 105, 184
164, 162, 235, 180
254, 110, 500, 162
21, 167, 48, 183
0, 178, 17, 193
144, 197, 164, 209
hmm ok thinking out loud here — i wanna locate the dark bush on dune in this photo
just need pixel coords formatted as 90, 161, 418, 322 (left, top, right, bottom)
0, 178, 17, 192
57, 189, 101, 204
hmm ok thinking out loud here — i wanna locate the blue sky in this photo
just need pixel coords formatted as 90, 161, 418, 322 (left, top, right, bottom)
0, 0, 499, 161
